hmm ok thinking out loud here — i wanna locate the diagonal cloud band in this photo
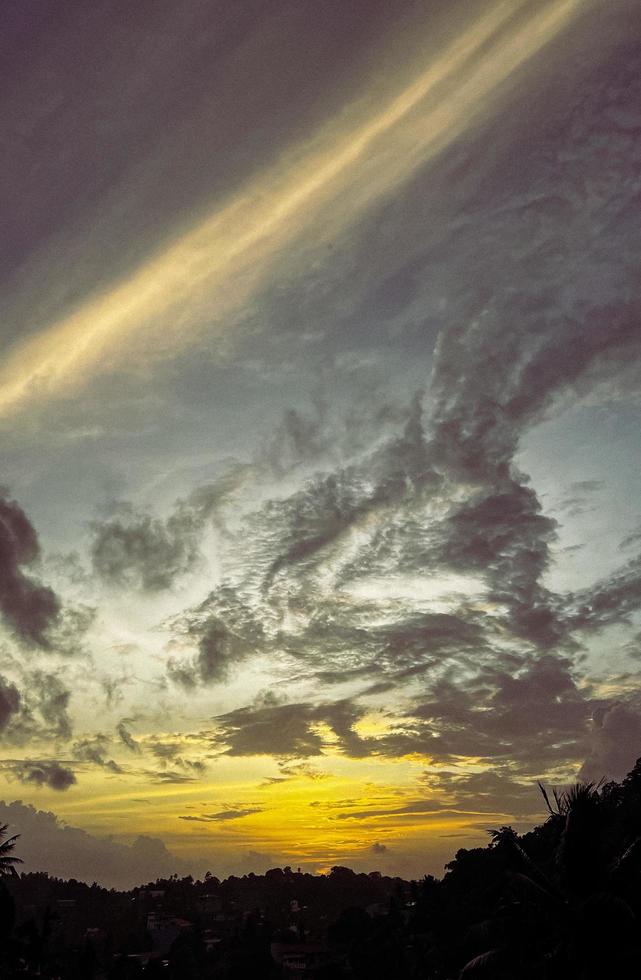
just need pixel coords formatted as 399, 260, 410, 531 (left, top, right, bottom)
0, 0, 584, 418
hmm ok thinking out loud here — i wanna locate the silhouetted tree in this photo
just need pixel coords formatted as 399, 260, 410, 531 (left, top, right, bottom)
0, 823, 22, 877
458, 775, 641, 978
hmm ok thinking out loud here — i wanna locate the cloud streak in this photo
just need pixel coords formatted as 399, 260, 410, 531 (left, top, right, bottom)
0, 0, 583, 418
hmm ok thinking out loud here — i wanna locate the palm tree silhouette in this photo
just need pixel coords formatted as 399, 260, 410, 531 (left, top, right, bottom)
0, 824, 22, 877
459, 780, 641, 977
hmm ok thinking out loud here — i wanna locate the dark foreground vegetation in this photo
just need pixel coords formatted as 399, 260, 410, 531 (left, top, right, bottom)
2, 759, 641, 979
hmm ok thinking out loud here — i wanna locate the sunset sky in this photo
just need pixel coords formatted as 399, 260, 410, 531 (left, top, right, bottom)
1, 0, 641, 889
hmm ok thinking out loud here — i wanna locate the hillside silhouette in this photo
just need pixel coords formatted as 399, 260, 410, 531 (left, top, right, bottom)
1, 759, 641, 978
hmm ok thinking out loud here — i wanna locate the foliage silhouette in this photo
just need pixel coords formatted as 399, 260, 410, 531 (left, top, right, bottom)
456, 773, 641, 978
2, 762, 641, 976
0, 822, 22, 877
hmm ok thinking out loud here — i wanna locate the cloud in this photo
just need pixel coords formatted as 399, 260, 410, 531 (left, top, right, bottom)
214, 694, 379, 760
214, 699, 324, 758
403, 654, 589, 770
421, 769, 544, 821
168, 588, 266, 687
2, 1, 638, 858
334, 797, 500, 822
554, 479, 603, 518
0, 800, 193, 888
0, 490, 60, 646
0, 676, 21, 730
434, 481, 561, 647
580, 696, 641, 782
0, 669, 74, 747
4, 760, 76, 791
90, 502, 202, 591
620, 527, 641, 551
144, 736, 207, 778
180, 808, 262, 822
209, 653, 589, 774
266, 403, 332, 477
159, 19, 641, 764
567, 556, 641, 634
117, 720, 141, 753
27, 671, 73, 741
145, 770, 200, 785
44, 601, 95, 658
72, 734, 123, 774
264, 396, 434, 583
371, 841, 388, 854
277, 762, 329, 781
0, 0, 584, 419
213, 691, 377, 760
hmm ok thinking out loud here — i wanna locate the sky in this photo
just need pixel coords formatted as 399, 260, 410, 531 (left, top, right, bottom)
1, 0, 641, 889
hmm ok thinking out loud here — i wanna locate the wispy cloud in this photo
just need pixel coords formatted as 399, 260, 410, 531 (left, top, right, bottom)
180, 807, 262, 822
0, 0, 583, 418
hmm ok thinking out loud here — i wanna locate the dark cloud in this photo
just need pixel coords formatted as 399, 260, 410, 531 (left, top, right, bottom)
27, 671, 73, 741
264, 396, 434, 584
298, 609, 487, 682
117, 720, 141, 753
335, 802, 483, 822
5, 760, 76, 791
168, 586, 266, 687
569, 481, 604, 494
208, 638, 593, 775
0, 0, 420, 347
90, 502, 203, 591
580, 695, 641, 782
0, 800, 193, 888
180, 808, 262, 822
168, 617, 249, 687
100, 673, 131, 708
163, 400, 470, 692
434, 481, 561, 647
212, 653, 590, 772
146, 769, 200, 785
214, 698, 324, 758
0, 490, 60, 646
145, 737, 207, 778
371, 841, 388, 854
0, 675, 20, 730
186, 463, 256, 529
0, 669, 74, 746
567, 556, 641, 634
421, 769, 543, 821
320, 699, 370, 758
88, 395, 416, 603
72, 734, 123, 774
214, 694, 376, 760
277, 762, 328, 781
147, 739, 187, 761
404, 655, 589, 769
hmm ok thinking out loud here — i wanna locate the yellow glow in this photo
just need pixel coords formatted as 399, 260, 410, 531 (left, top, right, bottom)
0, 0, 583, 418
30, 747, 512, 872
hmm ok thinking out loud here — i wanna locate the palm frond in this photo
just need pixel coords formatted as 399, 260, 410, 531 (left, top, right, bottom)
507, 871, 564, 909
0, 824, 22, 875
538, 782, 555, 816
610, 836, 641, 880
460, 948, 504, 976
